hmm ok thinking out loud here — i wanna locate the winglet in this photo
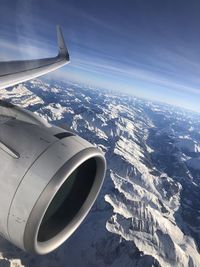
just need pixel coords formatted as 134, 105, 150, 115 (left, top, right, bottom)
56, 25, 70, 61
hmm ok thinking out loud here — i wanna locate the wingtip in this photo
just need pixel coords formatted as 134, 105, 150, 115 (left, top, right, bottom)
56, 25, 70, 61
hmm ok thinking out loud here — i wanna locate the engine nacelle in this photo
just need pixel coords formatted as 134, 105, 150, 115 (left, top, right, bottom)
0, 102, 106, 254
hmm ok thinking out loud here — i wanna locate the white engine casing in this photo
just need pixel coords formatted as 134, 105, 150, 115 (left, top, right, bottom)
0, 106, 106, 254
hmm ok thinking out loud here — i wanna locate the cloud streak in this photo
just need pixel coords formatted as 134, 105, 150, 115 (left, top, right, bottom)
1, 1, 200, 111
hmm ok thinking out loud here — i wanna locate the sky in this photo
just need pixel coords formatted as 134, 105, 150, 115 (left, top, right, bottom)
1, 0, 200, 111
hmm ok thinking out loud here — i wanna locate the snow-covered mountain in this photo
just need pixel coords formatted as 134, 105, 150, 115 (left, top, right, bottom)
1, 79, 200, 267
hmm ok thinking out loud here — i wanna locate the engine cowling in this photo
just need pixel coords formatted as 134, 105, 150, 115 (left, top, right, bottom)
0, 103, 106, 254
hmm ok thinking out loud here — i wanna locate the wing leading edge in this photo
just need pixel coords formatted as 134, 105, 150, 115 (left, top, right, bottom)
0, 26, 70, 90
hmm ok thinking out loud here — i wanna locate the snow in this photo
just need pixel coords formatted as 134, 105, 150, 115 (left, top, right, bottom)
176, 138, 200, 153
37, 103, 69, 121
1, 79, 200, 266
0, 84, 44, 108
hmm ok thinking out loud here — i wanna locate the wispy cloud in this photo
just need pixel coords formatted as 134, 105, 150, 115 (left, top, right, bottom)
1, 22, 200, 97
69, 49, 200, 96
1, 0, 200, 111
0, 38, 56, 60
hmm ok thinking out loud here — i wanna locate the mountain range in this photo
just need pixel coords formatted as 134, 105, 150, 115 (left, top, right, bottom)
0, 79, 200, 267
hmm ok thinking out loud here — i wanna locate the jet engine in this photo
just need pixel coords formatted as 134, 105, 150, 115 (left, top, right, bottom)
0, 101, 106, 254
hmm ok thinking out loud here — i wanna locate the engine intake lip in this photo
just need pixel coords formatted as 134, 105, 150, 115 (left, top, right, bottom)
24, 147, 106, 255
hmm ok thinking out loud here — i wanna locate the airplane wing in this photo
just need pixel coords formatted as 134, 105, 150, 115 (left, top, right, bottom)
0, 25, 69, 90
0, 26, 106, 255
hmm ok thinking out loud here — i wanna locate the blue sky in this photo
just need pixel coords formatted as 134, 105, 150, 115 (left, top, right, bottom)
1, 0, 200, 111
